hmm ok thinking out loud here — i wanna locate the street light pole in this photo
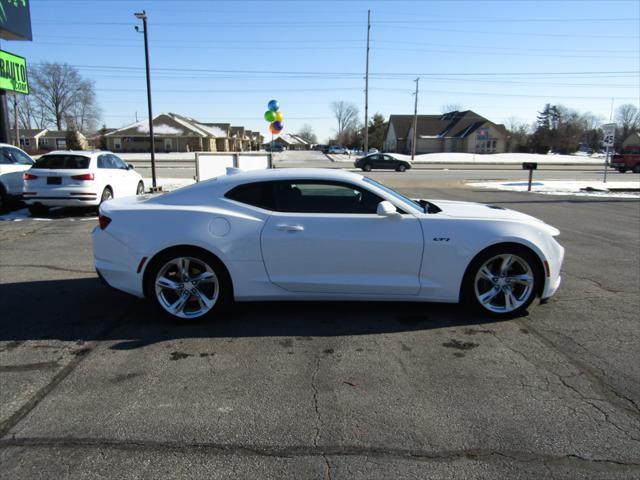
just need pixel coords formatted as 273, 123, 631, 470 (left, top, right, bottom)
135, 10, 157, 191
411, 77, 419, 161
363, 9, 370, 153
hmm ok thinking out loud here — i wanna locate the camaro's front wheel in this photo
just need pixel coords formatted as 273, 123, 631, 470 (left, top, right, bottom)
462, 246, 541, 318
145, 249, 230, 321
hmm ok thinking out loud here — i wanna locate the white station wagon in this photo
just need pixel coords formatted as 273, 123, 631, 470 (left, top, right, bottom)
23, 150, 144, 216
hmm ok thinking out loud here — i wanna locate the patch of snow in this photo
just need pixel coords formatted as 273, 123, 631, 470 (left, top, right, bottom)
136, 124, 184, 135
0, 208, 52, 222
143, 177, 195, 192
195, 123, 227, 137
468, 180, 640, 198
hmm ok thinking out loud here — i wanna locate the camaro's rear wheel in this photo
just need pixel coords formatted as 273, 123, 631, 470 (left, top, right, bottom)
463, 246, 541, 317
147, 249, 230, 321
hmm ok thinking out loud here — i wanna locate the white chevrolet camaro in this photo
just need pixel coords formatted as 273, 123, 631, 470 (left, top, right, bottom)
93, 168, 564, 320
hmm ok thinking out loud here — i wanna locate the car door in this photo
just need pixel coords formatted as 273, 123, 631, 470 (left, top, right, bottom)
260, 180, 424, 295
109, 154, 137, 196
0, 147, 34, 194
383, 155, 398, 169
96, 154, 114, 193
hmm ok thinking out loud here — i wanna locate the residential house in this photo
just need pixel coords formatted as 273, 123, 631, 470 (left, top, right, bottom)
271, 134, 310, 151
622, 131, 640, 148
384, 111, 508, 154
10, 129, 88, 152
10, 128, 46, 152
106, 113, 226, 153
201, 123, 231, 152
230, 126, 249, 151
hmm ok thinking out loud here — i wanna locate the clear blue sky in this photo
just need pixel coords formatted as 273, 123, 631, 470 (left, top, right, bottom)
5, 0, 640, 142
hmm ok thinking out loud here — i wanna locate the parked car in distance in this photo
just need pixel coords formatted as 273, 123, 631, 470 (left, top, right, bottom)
311, 144, 328, 152
93, 168, 564, 322
0, 143, 35, 211
368, 148, 379, 154
265, 144, 285, 152
610, 145, 640, 173
355, 153, 412, 172
327, 145, 347, 154
23, 150, 144, 216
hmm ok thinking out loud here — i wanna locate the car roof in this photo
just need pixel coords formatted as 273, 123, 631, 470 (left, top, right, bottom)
41, 150, 108, 157
214, 168, 364, 186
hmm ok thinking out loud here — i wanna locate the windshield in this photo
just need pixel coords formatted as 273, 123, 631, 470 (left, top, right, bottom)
363, 177, 422, 211
34, 155, 91, 169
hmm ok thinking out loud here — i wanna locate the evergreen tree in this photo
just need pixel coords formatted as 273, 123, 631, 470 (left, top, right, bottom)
98, 124, 108, 150
367, 113, 387, 151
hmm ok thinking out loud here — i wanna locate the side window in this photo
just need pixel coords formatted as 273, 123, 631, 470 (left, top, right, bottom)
97, 154, 110, 169
10, 148, 34, 165
110, 154, 128, 170
383, 155, 394, 161
225, 182, 275, 210
273, 181, 383, 214
0, 147, 15, 164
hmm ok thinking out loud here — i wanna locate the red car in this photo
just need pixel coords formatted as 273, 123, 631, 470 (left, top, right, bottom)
611, 145, 640, 173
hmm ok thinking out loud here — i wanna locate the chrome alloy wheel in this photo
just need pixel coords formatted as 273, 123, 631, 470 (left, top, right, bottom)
473, 254, 534, 314
154, 256, 219, 319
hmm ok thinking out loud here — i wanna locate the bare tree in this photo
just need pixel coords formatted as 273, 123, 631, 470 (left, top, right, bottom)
615, 104, 639, 143
28, 62, 100, 132
441, 103, 463, 113
330, 101, 359, 136
296, 124, 317, 144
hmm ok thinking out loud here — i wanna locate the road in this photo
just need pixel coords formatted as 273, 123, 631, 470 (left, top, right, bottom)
1, 176, 639, 479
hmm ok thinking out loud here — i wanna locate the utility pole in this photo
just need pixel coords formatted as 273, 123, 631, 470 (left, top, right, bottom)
411, 77, 419, 160
363, 9, 371, 153
13, 93, 19, 147
134, 11, 158, 191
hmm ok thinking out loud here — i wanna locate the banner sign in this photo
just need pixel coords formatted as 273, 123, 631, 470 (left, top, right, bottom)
0, 0, 32, 41
476, 127, 489, 140
0, 50, 29, 94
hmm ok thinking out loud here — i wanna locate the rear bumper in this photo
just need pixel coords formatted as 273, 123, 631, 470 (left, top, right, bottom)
93, 227, 146, 298
23, 191, 100, 207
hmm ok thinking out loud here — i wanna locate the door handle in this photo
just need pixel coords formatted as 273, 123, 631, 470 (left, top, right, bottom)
276, 224, 304, 232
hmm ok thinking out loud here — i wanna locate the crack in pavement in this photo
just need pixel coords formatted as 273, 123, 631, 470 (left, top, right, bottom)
0, 313, 130, 439
1, 437, 639, 469
310, 353, 332, 479
0, 264, 96, 274
0, 362, 60, 372
487, 328, 640, 443
516, 319, 640, 418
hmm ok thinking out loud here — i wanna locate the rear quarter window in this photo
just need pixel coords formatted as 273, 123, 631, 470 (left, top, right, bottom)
34, 155, 91, 169
225, 182, 275, 210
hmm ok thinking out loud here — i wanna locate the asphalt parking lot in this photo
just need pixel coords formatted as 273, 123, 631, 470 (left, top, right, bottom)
1, 174, 639, 479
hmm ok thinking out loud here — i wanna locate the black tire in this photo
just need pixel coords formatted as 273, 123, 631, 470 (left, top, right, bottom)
100, 186, 113, 204
618, 168, 627, 173
136, 181, 145, 195
144, 247, 232, 322
28, 204, 49, 217
461, 244, 542, 318
396, 163, 407, 172
362, 163, 372, 172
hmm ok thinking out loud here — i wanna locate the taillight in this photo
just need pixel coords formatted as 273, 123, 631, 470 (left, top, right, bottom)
23, 173, 38, 180
98, 215, 112, 230
71, 173, 95, 181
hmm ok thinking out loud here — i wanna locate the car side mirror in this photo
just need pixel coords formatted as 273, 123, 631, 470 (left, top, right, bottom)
377, 201, 400, 218
127, 163, 135, 170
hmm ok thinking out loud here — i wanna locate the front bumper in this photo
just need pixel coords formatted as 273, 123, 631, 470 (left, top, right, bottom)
541, 238, 565, 300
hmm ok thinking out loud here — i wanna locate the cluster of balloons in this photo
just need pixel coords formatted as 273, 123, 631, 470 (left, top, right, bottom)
264, 99, 283, 135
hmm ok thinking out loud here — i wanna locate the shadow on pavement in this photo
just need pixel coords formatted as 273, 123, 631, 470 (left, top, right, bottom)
0, 277, 513, 350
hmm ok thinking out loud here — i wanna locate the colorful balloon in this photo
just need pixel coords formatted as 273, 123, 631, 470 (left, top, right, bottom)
269, 122, 281, 134
274, 111, 283, 122
267, 99, 280, 112
272, 121, 283, 131
264, 110, 276, 122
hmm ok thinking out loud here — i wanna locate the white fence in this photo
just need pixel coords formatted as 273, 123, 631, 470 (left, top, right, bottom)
195, 152, 272, 181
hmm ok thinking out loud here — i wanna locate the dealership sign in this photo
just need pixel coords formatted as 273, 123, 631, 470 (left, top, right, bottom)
0, 0, 32, 40
0, 50, 29, 94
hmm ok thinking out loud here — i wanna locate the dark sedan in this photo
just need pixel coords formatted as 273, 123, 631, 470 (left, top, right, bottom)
354, 153, 411, 172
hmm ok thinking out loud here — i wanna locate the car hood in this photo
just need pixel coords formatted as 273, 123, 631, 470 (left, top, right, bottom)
421, 199, 560, 234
